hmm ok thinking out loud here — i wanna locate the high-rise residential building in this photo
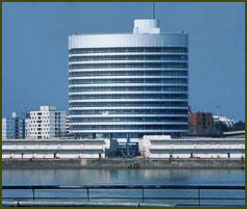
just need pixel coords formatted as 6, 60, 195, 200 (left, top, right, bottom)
2, 112, 25, 139
2, 118, 7, 139
68, 19, 188, 138
28, 106, 66, 139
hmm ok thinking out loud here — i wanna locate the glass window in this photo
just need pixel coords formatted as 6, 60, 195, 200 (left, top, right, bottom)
69, 63, 188, 70
69, 47, 188, 54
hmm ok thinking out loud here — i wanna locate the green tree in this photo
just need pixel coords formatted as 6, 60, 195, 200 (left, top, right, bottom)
232, 121, 245, 131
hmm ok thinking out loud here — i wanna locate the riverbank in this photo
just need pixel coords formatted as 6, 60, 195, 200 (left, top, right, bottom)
2, 158, 245, 169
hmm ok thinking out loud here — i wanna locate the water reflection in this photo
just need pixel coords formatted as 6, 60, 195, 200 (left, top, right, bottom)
2, 168, 245, 185
2, 168, 245, 206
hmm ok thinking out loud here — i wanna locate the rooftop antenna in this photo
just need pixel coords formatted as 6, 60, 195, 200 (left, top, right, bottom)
152, 2, 155, 19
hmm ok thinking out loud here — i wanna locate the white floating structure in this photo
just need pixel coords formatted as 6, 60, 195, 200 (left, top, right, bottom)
2, 138, 110, 159
139, 135, 245, 159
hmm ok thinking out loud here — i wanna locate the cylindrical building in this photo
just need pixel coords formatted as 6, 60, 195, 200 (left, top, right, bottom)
68, 19, 188, 138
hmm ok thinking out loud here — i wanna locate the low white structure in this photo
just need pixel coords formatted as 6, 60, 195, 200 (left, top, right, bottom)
139, 135, 245, 159
28, 106, 66, 139
2, 138, 110, 159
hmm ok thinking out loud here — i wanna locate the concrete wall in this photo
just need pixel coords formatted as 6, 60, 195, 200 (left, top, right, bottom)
2, 158, 245, 169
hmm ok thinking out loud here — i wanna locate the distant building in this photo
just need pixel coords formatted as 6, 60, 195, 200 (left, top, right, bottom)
65, 115, 70, 136
25, 117, 31, 139
28, 106, 66, 139
213, 115, 236, 127
188, 112, 213, 135
2, 112, 25, 139
2, 118, 7, 139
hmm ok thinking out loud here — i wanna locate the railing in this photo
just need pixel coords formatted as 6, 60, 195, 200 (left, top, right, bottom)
2, 185, 245, 207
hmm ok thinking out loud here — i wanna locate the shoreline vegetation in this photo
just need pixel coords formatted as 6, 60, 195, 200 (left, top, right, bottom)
2, 158, 245, 169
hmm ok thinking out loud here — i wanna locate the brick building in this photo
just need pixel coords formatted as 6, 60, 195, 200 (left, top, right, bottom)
188, 111, 213, 135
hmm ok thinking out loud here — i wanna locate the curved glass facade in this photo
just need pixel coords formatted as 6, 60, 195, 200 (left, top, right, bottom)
68, 19, 188, 138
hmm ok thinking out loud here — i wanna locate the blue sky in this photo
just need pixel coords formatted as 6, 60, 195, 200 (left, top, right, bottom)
2, 2, 245, 121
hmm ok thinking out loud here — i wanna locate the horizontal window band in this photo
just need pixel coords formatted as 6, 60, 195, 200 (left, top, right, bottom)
69, 47, 188, 54
69, 97, 187, 100
70, 121, 188, 125
69, 60, 188, 65
69, 114, 188, 118
69, 73, 188, 78
69, 88, 187, 93
69, 80, 188, 85
69, 129, 188, 133
69, 63, 188, 69
70, 119, 188, 123
69, 106, 188, 110
69, 123, 188, 128
69, 105, 187, 108
69, 103, 188, 107
69, 96, 188, 100
69, 75, 188, 80
69, 91, 188, 95
69, 99, 188, 103
70, 111, 188, 116
68, 55, 188, 62
69, 83, 188, 88
69, 52, 188, 58
69, 68, 188, 73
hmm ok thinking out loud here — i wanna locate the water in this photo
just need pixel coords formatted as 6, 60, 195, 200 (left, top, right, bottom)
2, 168, 245, 206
